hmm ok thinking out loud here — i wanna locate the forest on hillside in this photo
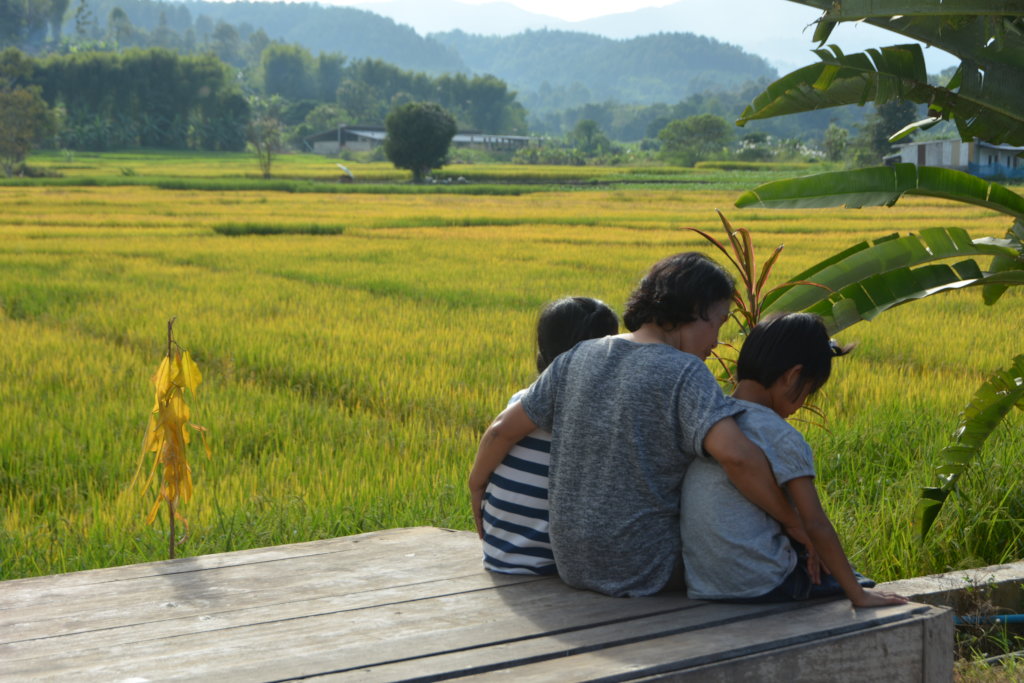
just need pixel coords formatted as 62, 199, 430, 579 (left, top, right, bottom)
0, 0, 862, 134
432, 29, 775, 110
1, 0, 887, 160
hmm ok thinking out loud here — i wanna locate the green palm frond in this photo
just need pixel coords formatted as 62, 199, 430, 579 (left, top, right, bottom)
735, 164, 1024, 220
917, 355, 1024, 538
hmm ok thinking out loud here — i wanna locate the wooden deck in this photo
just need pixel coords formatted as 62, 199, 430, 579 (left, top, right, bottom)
2, 527, 952, 681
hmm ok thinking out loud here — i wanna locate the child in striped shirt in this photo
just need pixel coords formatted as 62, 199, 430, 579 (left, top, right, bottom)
474, 297, 619, 575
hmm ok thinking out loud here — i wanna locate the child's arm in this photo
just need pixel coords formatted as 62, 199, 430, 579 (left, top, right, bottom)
704, 417, 815, 561
785, 476, 908, 607
469, 401, 538, 538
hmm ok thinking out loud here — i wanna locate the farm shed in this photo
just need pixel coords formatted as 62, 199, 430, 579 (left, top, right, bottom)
304, 125, 536, 155
886, 139, 1024, 180
304, 125, 387, 154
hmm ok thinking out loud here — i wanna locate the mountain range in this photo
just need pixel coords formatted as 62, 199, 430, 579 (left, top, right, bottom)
351, 0, 960, 74
173, 0, 778, 109
95, 0, 946, 135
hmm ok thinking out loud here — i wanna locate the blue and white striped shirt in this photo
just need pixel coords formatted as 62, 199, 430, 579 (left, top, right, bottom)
481, 392, 556, 575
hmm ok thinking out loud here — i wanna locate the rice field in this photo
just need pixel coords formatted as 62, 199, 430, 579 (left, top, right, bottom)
1, 152, 1022, 583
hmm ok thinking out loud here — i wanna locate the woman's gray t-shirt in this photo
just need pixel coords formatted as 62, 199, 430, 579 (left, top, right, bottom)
520, 336, 741, 597
680, 399, 816, 600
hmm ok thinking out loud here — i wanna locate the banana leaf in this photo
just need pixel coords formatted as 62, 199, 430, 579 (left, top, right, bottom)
795, 266, 1024, 335
760, 225, 1019, 313
815, 1, 1024, 18
917, 354, 1024, 538
735, 164, 1024, 221
982, 220, 1024, 304
790, 1, 1024, 75
736, 41, 1024, 145
736, 45, 936, 124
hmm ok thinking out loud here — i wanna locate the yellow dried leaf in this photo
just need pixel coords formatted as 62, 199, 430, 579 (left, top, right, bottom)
167, 350, 184, 388
181, 351, 203, 394
151, 355, 173, 396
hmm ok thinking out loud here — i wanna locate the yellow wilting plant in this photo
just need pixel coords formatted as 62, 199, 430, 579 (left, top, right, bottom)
132, 318, 211, 559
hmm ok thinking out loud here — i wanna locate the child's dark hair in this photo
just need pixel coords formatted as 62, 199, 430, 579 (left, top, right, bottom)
536, 297, 619, 372
623, 252, 735, 332
737, 312, 853, 397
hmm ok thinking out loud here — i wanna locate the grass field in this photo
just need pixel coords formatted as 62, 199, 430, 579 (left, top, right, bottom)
1, 151, 1022, 583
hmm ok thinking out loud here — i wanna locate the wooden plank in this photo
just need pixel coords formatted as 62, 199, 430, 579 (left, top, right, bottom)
428, 604, 951, 683
627, 609, 949, 682
0, 527, 952, 682
2, 572, 540, 662
4, 571, 706, 680
314, 601, 813, 682
0, 527, 473, 609
3, 529, 538, 660
1, 540, 524, 643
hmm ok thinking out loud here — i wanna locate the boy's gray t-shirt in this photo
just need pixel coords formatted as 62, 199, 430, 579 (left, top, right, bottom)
520, 336, 741, 597
680, 398, 816, 600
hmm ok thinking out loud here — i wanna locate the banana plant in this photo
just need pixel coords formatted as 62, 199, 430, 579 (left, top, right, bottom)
733, 165, 1024, 538
733, 1, 1024, 538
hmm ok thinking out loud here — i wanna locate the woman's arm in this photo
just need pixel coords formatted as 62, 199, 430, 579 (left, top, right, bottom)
469, 401, 538, 537
703, 417, 814, 561
786, 476, 907, 607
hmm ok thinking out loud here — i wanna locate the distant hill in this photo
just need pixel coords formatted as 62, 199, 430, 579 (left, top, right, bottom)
431, 29, 777, 109
73, 0, 798, 132
98, 0, 778, 113
355, 0, 960, 74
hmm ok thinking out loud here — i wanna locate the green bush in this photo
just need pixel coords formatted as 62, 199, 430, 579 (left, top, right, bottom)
213, 222, 346, 236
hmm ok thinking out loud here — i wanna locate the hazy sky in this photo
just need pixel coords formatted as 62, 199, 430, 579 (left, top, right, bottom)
352, 0, 677, 22
311, 0, 958, 72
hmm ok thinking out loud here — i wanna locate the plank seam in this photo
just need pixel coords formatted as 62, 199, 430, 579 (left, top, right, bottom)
268, 602, 811, 681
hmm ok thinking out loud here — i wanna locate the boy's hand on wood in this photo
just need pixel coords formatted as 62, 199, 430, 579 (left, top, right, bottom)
851, 589, 909, 608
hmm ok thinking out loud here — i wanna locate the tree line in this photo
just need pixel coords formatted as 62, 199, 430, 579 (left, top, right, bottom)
1, 0, 850, 143
0, 39, 527, 158
1, 0, 929, 171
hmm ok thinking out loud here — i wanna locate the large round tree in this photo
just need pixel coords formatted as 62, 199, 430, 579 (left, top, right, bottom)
384, 101, 457, 183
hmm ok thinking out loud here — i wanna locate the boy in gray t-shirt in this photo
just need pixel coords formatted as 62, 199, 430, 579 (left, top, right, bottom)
681, 313, 907, 607
682, 398, 815, 599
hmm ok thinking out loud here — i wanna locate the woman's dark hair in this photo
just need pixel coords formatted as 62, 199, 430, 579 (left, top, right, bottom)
536, 297, 619, 372
736, 312, 853, 397
623, 252, 735, 332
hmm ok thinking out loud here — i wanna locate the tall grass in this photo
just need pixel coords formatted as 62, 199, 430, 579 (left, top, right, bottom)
0, 167, 1021, 582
